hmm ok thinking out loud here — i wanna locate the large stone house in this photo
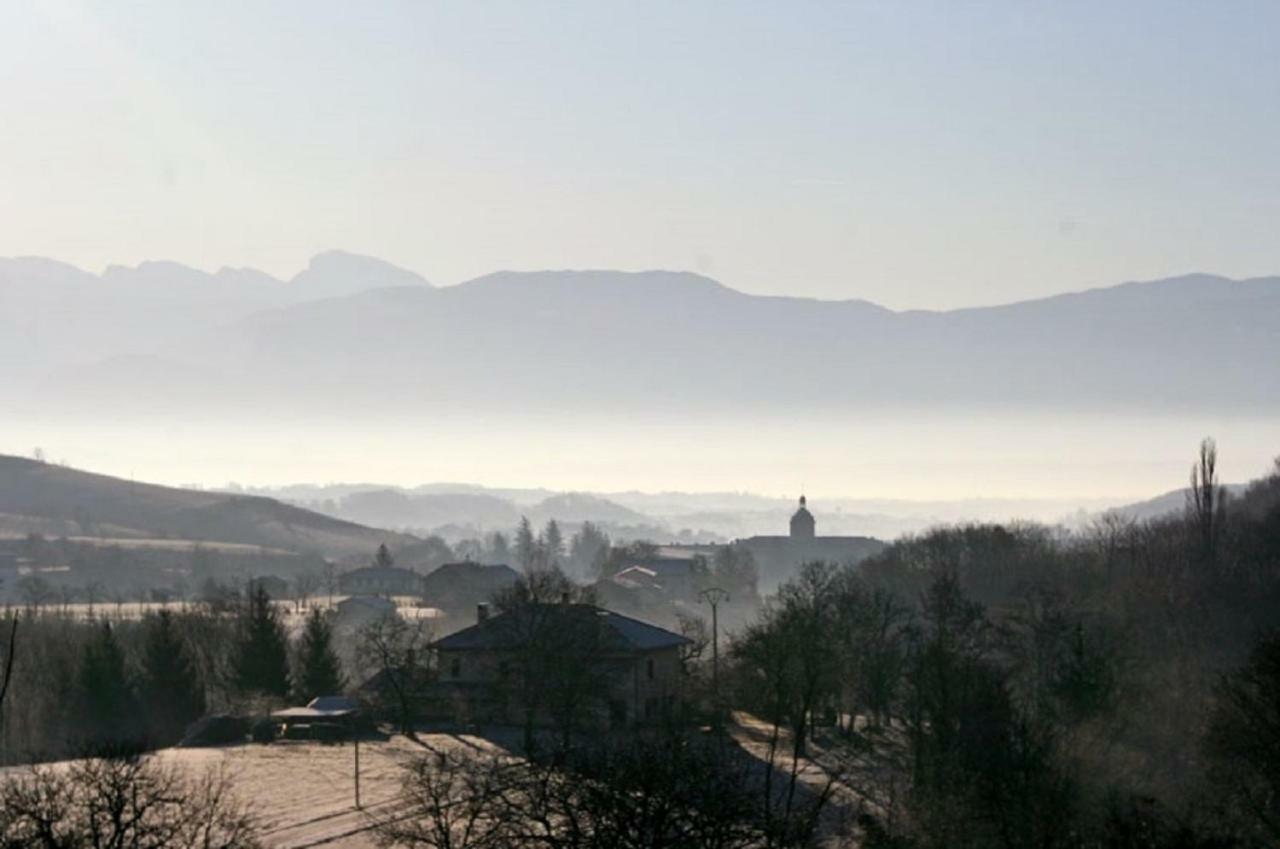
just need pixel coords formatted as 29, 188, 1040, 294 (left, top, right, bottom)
338, 565, 422, 596
428, 602, 690, 728
420, 561, 519, 618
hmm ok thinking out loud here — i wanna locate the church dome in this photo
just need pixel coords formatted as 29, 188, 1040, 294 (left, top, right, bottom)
790, 495, 815, 539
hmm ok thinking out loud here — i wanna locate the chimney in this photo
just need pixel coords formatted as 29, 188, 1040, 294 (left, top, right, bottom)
477, 602, 490, 623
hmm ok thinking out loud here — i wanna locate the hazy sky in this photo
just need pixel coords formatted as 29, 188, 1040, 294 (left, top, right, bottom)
3, 1, 1278, 308
8, 408, 1278, 503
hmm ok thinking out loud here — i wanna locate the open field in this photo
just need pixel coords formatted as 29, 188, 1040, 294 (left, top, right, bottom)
159, 733, 510, 849
1, 597, 444, 632
0, 532, 300, 556
4, 719, 863, 847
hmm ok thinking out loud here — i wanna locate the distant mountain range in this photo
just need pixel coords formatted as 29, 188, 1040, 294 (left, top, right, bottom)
0, 455, 415, 558
4, 253, 1278, 415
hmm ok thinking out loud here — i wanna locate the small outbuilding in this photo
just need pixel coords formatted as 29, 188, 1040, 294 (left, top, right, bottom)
270, 695, 360, 741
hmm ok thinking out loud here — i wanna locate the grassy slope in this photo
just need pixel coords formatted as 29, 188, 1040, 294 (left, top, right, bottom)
0, 455, 415, 558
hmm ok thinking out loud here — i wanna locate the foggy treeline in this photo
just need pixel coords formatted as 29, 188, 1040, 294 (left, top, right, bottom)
2, 516, 614, 611
722, 442, 1280, 846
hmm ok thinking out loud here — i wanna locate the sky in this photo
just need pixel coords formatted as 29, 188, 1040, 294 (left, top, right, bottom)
3, 1, 1278, 310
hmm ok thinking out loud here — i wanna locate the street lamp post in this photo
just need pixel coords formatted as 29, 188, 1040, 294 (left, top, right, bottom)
354, 733, 361, 809
699, 586, 729, 725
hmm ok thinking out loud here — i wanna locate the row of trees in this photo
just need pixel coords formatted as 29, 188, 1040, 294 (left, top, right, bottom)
0, 754, 260, 847
3, 532, 329, 612
512, 517, 612, 577
375, 727, 836, 849
0, 585, 347, 762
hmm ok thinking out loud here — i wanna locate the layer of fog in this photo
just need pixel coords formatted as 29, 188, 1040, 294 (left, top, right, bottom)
7, 406, 1275, 528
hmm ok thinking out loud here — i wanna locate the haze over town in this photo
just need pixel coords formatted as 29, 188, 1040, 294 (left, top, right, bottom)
3, 3, 1279, 848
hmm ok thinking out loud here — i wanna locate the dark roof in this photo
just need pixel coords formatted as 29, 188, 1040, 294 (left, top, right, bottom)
421, 561, 518, 587
356, 666, 434, 694
433, 604, 690, 653
341, 566, 420, 580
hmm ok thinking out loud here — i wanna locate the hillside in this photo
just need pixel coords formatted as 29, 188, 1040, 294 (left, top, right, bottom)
1106, 481, 1251, 522
0, 455, 415, 558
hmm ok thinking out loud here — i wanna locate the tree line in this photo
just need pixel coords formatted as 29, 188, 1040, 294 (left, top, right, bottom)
0, 584, 344, 763
725, 441, 1280, 847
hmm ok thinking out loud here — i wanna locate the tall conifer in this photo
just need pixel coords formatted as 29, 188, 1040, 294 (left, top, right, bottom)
233, 585, 290, 698
295, 608, 346, 702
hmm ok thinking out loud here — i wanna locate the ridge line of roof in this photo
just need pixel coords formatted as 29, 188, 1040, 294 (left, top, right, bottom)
432, 603, 691, 650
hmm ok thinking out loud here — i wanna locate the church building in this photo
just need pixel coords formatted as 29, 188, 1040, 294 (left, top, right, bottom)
737, 495, 883, 592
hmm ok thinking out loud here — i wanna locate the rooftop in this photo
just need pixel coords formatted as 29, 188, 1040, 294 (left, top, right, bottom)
422, 561, 518, 583
433, 603, 690, 653
271, 695, 359, 719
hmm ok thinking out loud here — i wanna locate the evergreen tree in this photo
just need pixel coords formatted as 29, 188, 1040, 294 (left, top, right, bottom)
76, 622, 139, 750
569, 522, 611, 578
543, 520, 564, 568
139, 610, 206, 745
374, 543, 395, 569
295, 608, 346, 702
233, 584, 290, 699
514, 517, 537, 571
487, 531, 511, 563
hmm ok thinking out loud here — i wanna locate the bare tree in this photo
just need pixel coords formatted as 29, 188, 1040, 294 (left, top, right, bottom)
0, 615, 16, 747
1187, 437, 1227, 569
17, 576, 55, 614
357, 613, 433, 735
324, 561, 339, 607
491, 570, 608, 752
675, 611, 710, 669
0, 754, 260, 847
293, 570, 321, 613
377, 730, 834, 849
371, 750, 518, 849
1207, 630, 1280, 843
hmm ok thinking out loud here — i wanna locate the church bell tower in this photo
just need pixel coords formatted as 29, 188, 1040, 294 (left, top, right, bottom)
789, 495, 815, 539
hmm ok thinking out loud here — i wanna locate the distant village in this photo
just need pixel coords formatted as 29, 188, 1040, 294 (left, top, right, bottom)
0, 496, 881, 734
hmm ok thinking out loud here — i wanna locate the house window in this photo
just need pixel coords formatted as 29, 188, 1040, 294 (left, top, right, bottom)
646, 658, 655, 680
450, 657, 461, 678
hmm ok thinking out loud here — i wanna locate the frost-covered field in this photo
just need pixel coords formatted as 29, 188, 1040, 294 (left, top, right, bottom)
157, 733, 503, 849
11, 597, 443, 630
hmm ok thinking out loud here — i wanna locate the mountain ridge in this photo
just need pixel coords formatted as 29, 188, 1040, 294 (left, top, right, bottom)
5, 255, 1279, 416
9, 251, 1276, 312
